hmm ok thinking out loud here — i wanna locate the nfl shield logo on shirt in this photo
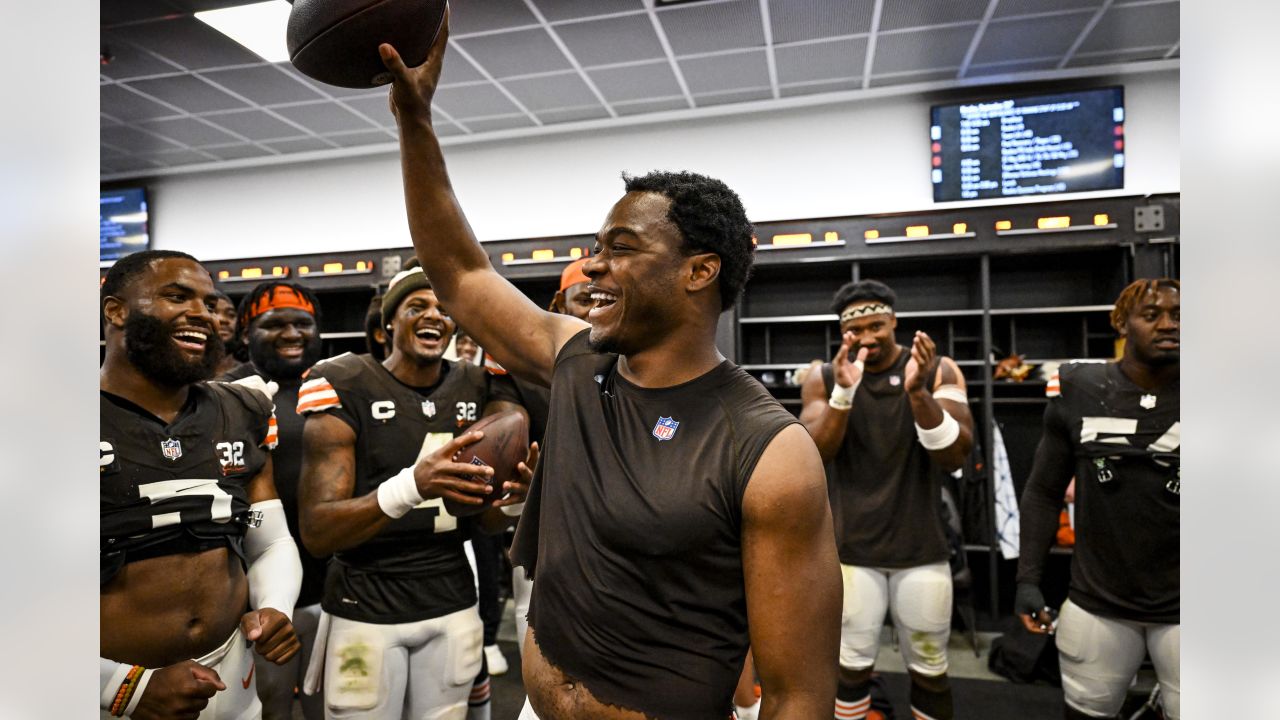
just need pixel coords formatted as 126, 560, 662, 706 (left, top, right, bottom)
652, 416, 679, 441
160, 438, 183, 461
422, 400, 436, 417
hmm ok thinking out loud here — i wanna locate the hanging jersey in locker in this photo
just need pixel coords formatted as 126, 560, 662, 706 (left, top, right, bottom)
298, 352, 519, 624
100, 381, 276, 586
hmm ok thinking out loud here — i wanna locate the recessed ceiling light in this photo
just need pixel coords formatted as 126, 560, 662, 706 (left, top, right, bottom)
196, 1, 292, 64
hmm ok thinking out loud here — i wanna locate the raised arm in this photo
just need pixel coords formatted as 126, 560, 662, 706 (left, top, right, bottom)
799, 332, 865, 463
903, 332, 974, 472
742, 424, 841, 719
378, 16, 584, 385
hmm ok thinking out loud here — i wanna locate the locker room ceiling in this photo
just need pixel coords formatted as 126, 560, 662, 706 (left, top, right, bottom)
100, 0, 1179, 180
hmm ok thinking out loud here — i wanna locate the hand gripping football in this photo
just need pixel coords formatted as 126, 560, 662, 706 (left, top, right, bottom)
287, 0, 449, 89
444, 410, 528, 517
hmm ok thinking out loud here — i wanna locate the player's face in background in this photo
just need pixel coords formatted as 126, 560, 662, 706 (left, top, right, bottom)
556, 282, 594, 321
840, 304, 898, 371
585, 192, 688, 355
455, 333, 479, 363
247, 306, 322, 380
390, 288, 455, 365
1123, 286, 1180, 366
214, 297, 237, 343
121, 258, 225, 386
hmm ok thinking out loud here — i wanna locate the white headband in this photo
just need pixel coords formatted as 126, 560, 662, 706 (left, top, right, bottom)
840, 303, 894, 323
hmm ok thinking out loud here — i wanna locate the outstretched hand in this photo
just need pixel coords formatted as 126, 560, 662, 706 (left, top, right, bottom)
903, 331, 938, 393
495, 441, 538, 508
380, 5, 451, 124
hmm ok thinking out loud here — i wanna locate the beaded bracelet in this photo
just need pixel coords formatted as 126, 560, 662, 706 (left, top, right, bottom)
109, 665, 144, 717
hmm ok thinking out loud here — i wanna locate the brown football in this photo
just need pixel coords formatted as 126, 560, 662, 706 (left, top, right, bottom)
444, 410, 528, 517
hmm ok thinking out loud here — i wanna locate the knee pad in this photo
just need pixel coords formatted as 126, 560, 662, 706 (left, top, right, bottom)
891, 565, 952, 675
840, 565, 888, 669
325, 625, 386, 712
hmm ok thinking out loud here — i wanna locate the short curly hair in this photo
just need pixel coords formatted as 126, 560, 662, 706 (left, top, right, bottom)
1110, 278, 1179, 332
622, 170, 755, 311
829, 279, 897, 315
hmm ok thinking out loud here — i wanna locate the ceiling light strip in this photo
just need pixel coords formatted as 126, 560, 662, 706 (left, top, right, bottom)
758, 0, 780, 100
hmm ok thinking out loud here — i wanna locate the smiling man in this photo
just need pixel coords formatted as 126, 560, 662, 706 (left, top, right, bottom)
376, 14, 840, 720
220, 281, 327, 720
800, 279, 974, 720
1017, 278, 1181, 720
100, 250, 301, 719
297, 266, 529, 720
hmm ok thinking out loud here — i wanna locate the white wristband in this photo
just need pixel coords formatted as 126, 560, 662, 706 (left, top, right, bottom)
828, 360, 864, 410
125, 671, 154, 716
915, 410, 961, 450
499, 502, 525, 517
377, 466, 424, 519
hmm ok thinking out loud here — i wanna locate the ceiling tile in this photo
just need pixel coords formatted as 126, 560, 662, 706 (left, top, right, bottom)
439, 58, 488, 86
774, 37, 867, 85
543, 0, 645, 22
126, 74, 249, 113
770, 0, 874, 44
458, 28, 574, 79
971, 13, 1093, 65
262, 138, 334, 153
679, 50, 770, 95
502, 73, 602, 112
200, 110, 307, 141
613, 97, 689, 116
100, 84, 178, 122
201, 65, 326, 106
271, 103, 378, 135
109, 15, 262, 70
137, 117, 243, 147
433, 83, 523, 119
878, 0, 988, 31
995, 0, 1102, 18
142, 148, 217, 166
694, 88, 774, 107
587, 62, 685, 103
1076, 2, 1180, 54
1067, 48, 1175, 67
341, 96, 397, 127
435, 123, 467, 137
966, 58, 1062, 77
276, 65, 392, 99
780, 78, 863, 97
464, 115, 538, 133
324, 131, 397, 148
101, 0, 185, 28
556, 13, 665, 67
536, 105, 613, 124
202, 144, 272, 161
872, 26, 975, 74
869, 68, 960, 87
100, 34, 182, 80
101, 125, 185, 154
659, 0, 764, 56
450, 0, 539, 35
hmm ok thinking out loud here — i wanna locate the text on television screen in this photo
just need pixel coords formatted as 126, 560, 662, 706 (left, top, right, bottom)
100, 188, 150, 263
930, 86, 1124, 202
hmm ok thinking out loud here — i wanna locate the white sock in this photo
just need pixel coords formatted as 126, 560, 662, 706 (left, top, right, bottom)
734, 697, 761, 720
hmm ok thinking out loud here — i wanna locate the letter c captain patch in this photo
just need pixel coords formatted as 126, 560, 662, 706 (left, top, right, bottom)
652, 416, 679, 441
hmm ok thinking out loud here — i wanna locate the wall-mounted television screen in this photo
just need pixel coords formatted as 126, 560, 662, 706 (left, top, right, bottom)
930, 86, 1124, 202
100, 187, 150, 264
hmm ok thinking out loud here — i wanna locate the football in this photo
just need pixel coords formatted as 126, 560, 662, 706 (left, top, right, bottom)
444, 410, 529, 517
286, 0, 449, 89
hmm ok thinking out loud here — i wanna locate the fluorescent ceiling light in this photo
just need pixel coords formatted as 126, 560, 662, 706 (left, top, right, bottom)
195, 1, 292, 63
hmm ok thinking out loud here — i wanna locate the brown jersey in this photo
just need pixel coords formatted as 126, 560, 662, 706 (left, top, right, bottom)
511, 330, 796, 720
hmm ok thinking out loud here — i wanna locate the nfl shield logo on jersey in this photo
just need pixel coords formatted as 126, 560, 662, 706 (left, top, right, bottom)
652, 416, 679, 441
422, 400, 436, 417
160, 438, 183, 461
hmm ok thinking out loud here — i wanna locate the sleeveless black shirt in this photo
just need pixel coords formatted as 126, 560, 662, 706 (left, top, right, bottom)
821, 348, 950, 568
511, 330, 797, 720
